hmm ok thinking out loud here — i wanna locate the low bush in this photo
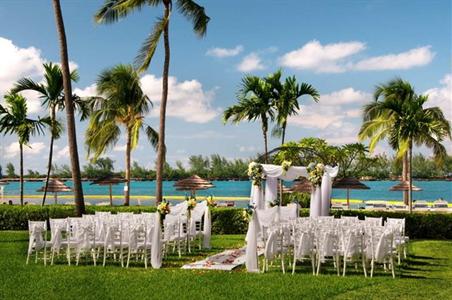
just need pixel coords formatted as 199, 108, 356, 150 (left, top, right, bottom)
0, 205, 451, 239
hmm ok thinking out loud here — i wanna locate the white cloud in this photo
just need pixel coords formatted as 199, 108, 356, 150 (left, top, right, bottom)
279, 40, 366, 73
279, 40, 434, 73
206, 45, 243, 58
169, 130, 234, 140
288, 88, 370, 130
353, 46, 435, 71
5, 142, 46, 158
74, 84, 97, 97
54, 145, 69, 159
140, 74, 220, 123
0, 37, 45, 114
424, 74, 452, 120
237, 53, 265, 72
113, 144, 126, 152
239, 145, 258, 153
320, 88, 371, 105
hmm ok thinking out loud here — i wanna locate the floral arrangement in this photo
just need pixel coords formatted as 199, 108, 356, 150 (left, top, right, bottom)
186, 196, 197, 211
242, 204, 255, 222
307, 162, 325, 186
281, 160, 292, 174
206, 195, 217, 207
157, 200, 170, 216
247, 162, 265, 186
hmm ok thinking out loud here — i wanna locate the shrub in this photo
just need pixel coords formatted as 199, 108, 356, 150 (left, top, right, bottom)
0, 205, 451, 239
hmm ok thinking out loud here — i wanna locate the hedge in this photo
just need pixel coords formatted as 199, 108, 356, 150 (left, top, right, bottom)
1, 205, 451, 239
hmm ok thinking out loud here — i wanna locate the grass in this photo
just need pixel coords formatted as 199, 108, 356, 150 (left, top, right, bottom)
0, 231, 451, 300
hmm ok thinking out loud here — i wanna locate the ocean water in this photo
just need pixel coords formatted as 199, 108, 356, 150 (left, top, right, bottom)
2, 180, 451, 203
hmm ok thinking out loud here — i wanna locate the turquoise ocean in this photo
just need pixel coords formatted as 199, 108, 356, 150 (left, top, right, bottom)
2, 180, 451, 206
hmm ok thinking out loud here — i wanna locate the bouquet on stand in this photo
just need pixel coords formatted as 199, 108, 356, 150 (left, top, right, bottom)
247, 162, 265, 186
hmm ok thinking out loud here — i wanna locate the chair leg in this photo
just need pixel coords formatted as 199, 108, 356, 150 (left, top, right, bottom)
44, 246, 47, 266
370, 260, 374, 278
120, 248, 124, 267
92, 250, 97, 266
311, 254, 316, 275
362, 256, 367, 277
391, 257, 395, 278
336, 254, 340, 276
316, 255, 321, 275
76, 250, 80, 266
126, 250, 131, 268
35, 250, 38, 263
51, 249, 55, 265
67, 246, 71, 266
292, 257, 296, 275
343, 257, 347, 276
103, 247, 107, 267
26, 251, 30, 265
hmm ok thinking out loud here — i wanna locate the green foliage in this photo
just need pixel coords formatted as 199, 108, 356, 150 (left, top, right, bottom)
52, 164, 72, 178
83, 157, 115, 179
1, 205, 451, 239
5, 163, 16, 178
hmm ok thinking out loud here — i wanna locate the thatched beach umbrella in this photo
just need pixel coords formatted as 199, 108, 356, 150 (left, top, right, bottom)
290, 177, 313, 193
390, 181, 422, 212
37, 179, 71, 204
174, 175, 214, 196
90, 175, 126, 206
389, 181, 422, 192
333, 177, 370, 209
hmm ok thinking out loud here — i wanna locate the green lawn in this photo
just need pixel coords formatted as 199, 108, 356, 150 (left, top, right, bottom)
0, 231, 451, 300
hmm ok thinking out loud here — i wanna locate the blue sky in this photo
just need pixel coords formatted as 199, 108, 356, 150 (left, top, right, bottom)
0, 0, 450, 172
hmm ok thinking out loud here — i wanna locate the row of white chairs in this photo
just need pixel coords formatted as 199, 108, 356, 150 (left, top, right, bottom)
258, 215, 407, 278
27, 202, 210, 267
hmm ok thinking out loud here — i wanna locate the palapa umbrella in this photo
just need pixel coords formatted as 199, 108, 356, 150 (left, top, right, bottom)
37, 179, 72, 204
290, 177, 313, 193
174, 175, 214, 196
390, 180, 422, 212
90, 175, 126, 206
333, 177, 370, 209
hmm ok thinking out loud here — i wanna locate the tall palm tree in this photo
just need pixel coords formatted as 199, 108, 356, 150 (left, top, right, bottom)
359, 78, 451, 211
51, 0, 85, 216
273, 74, 319, 144
394, 94, 450, 212
0, 93, 50, 205
86, 64, 158, 206
95, 1, 210, 205
359, 78, 415, 205
223, 74, 276, 163
12, 63, 89, 206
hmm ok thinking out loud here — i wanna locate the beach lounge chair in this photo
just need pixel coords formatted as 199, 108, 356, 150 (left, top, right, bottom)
432, 199, 448, 209
413, 200, 429, 210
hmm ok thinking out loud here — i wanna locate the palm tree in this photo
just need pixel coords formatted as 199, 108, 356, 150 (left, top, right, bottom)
223, 74, 276, 163
95, 1, 209, 205
0, 93, 50, 205
359, 78, 415, 205
86, 64, 158, 206
51, 0, 85, 216
273, 74, 319, 144
12, 63, 89, 206
359, 78, 451, 211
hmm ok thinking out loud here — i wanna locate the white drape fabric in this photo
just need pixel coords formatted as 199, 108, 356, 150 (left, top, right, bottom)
249, 184, 265, 209
202, 206, 211, 249
321, 166, 339, 217
245, 163, 339, 272
264, 176, 278, 205
245, 212, 260, 272
151, 213, 162, 269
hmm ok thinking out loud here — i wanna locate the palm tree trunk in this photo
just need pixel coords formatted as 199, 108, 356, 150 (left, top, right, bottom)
19, 143, 24, 206
408, 142, 413, 213
52, 0, 85, 216
42, 107, 56, 206
262, 117, 268, 163
281, 122, 287, 145
402, 152, 409, 205
124, 128, 131, 206
155, 3, 171, 205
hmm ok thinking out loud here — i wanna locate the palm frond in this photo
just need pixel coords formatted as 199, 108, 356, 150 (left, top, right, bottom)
144, 124, 159, 151
176, 0, 210, 37
134, 17, 167, 72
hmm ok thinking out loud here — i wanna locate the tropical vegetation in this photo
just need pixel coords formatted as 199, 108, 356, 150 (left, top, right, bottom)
94, 0, 210, 205
0, 93, 50, 205
51, 0, 85, 216
12, 62, 89, 206
86, 64, 158, 206
359, 78, 451, 211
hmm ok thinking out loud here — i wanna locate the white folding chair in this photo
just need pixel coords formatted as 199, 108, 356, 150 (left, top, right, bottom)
26, 221, 49, 265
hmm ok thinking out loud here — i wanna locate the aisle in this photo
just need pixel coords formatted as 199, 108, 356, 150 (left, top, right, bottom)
182, 248, 251, 271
